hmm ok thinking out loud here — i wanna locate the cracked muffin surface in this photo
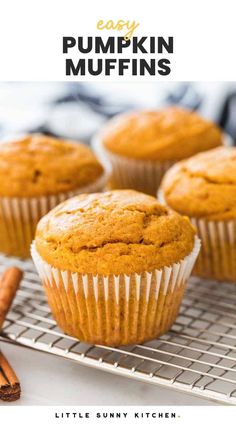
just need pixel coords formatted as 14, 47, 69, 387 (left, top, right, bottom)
0, 134, 104, 197
100, 107, 223, 161
35, 190, 195, 275
161, 146, 236, 220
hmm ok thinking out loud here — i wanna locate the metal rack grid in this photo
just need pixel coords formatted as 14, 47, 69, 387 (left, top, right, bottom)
1, 254, 236, 405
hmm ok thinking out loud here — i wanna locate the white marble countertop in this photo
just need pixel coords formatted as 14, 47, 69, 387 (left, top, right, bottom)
1, 342, 216, 406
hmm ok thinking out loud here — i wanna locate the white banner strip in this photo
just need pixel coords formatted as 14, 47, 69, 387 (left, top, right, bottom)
0, 406, 235, 424
0, 0, 235, 81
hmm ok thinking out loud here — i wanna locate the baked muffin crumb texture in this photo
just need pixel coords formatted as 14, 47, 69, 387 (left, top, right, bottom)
0, 134, 104, 197
101, 107, 223, 161
35, 190, 195, 275
162, 146, 236, 220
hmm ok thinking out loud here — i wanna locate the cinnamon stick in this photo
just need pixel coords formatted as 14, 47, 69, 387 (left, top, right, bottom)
0, 267, 23, 328
0, 351, 21, 401
0, 267, 23, 401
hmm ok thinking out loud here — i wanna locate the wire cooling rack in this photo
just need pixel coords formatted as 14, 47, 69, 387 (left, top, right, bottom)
1, 255, 236, 405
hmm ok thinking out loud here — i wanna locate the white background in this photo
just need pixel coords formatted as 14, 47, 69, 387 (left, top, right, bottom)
0, 0, 235, 80
0, 0, 236, 419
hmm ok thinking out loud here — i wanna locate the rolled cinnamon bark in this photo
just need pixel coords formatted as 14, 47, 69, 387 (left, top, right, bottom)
0, 267, 23, 328
0, 267, 23, 401
0, 351, 21, 401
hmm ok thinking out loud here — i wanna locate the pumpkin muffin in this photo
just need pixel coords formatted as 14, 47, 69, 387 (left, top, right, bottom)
31, 190, 200, 346
0, 134, 107, 258
93, 107, 223, 195
160, 146, 236, 282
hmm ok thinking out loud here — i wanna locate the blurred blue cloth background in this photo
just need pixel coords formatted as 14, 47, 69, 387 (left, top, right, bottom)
0, 82, 235, 144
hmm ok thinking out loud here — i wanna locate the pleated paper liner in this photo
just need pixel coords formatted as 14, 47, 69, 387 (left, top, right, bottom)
92, 134, 233, 196
92, 136, 174, 195
191, 218, 236, 281
0, 172, 108, 259
31, 237, 200, 346
158, 190, 236, 282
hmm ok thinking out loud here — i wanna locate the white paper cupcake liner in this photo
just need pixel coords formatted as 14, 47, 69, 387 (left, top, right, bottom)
92, 134, 231, 196
224, 133, 234, 147
0, 172, 108, 258
158, 190, 236, 282
190, 218, 236, 281
92, 136, 174, 195
31, 236, 200, 346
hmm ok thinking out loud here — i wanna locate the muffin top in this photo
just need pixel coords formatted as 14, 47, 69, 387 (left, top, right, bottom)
161, 146, 236, 220
35, 189, 195, 275
100, 107, 223, 161
0, 134, 104, 197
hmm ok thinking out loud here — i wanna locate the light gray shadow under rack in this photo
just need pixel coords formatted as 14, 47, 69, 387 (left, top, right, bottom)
1, 254, 236, 404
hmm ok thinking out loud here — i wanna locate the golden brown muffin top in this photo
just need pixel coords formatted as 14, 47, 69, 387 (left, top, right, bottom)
100, 107, 223, 161
35, 189, 195, 275
0, 134, 104, 197
161, 146, 236, 220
